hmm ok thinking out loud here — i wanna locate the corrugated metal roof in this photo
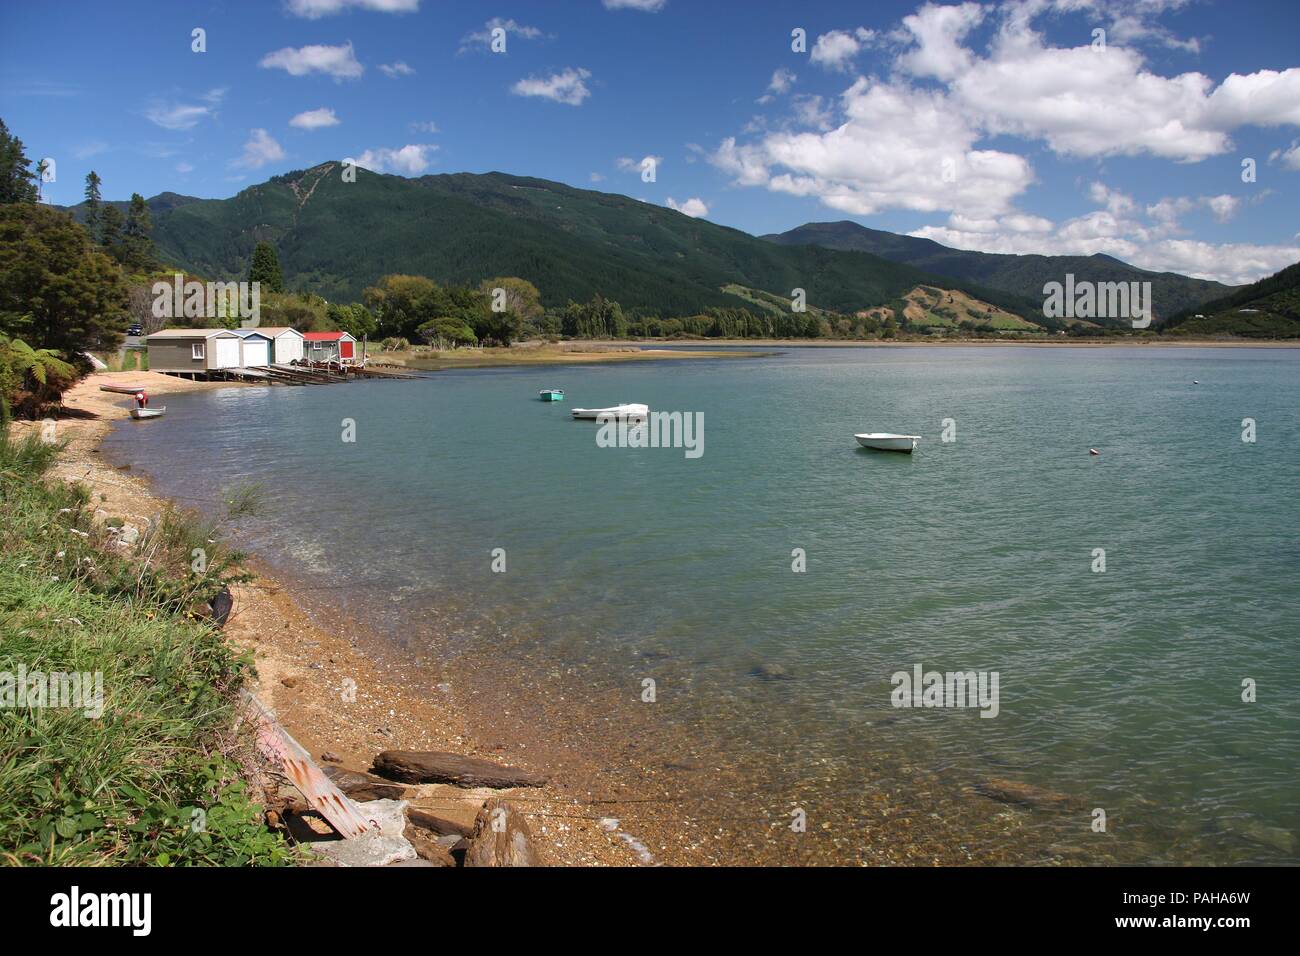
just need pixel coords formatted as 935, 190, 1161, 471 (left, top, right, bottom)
233, 329, 273, 339
255, 327, 303, 337
146, 328, 240, 339
303, 331, 355, 341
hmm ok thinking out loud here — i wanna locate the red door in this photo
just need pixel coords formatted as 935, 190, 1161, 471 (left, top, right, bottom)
339, 340, 354, 361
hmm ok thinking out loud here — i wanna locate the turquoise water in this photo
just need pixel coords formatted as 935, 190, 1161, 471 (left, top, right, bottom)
105, 346, 1300, 864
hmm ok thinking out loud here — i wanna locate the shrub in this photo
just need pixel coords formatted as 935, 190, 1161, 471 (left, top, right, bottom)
0, 334, 79, 417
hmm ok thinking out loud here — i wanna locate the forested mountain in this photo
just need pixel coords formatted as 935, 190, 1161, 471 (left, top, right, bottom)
63, 163, 1041, 324
763, 220, 1235, 323
61, 165, 1250, 331
1163, 260, 1300, 337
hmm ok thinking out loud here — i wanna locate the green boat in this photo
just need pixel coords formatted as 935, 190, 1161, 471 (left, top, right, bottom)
539, 389, 565, 402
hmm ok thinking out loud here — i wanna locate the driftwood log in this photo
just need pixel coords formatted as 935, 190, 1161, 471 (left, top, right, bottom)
464, 799, 541, 867
322, 766, 407, 802
372, 751, 548, 789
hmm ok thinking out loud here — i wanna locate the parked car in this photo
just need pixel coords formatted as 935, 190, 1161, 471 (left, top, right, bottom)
126, 324, 143, 336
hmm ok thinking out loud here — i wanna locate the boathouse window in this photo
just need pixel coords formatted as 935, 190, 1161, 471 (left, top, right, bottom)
312, 342, 322, 350
192, 342, 205, 360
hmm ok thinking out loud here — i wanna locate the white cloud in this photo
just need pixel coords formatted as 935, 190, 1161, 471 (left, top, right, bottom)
1270, 139, 1300, 171
232, 129, 286, 170
460, 17, 545, 53
710, 0, 1300, 281
616, 154, 663, 174
711, 77, 1034, 218
379, 61, 415, 78
1135, 241, 1300, 286
809, 28, 877, 73
942, 21, 1300, 162
146, 104, 211, 130
895, 2, 983, 81
409, 120, 439, 133
260, 42, 364, 80
1090, 181, 1136, 217
758, 68, 796, 104
286, 0, 418, 18
791, 94, 834, 131
345, 143, 437, 175
589, 172, 605, 183
144, 88, 225, 130
1203, 194, 1240, 224
289, 107, 341, 129
602, 0, 666, 10
511, 67, 591, 106
1109, 10, 1200, 54
909, 180, 1293, 286
666, 196, 709, 218
175, 162, 194, 174
768, 67, 796, 94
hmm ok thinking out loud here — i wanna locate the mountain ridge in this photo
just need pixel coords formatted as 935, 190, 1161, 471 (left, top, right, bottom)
63, 165, 1235, 329
762, 219, 1236, 323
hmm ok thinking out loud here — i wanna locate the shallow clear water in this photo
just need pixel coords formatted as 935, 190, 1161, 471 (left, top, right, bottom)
105, 346, 1300, 864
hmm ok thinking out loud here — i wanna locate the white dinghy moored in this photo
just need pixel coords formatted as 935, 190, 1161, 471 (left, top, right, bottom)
854, 432, 919, 453
572, 403, 649, 420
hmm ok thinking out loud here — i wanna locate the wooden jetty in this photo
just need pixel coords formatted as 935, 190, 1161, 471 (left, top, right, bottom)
161, 362, 423, 386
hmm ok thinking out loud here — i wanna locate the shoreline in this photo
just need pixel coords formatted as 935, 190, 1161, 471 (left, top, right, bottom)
376, 338, 1300, 373
34, 371, 654, 866
380, 343, 771, 371
613, 337, 1300, 349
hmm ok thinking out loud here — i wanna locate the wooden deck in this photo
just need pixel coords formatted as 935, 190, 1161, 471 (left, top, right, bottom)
158, 363, 423, 386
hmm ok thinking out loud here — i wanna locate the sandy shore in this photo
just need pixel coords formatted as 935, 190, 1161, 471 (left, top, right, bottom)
381, 342, 769, 370
23, 371, 649, 866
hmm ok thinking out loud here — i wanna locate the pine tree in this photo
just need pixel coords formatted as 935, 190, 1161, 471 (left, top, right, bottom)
83, 170, 102, 238
122, 192, 157, 272
248, 241, 284, 293
99, 203, 124, 255
0, 118, 39, 204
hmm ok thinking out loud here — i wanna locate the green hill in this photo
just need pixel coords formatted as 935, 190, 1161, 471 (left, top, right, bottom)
1163, 260, 1300, 337
64, 163, 1042, 324
762, 220, 1235, 325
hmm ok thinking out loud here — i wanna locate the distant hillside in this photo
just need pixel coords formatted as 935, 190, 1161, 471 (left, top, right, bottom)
63, 164, 1043, 325
763, 220, 1235, 325
1163, 261, 1300, 337
892, 285, 1040, 331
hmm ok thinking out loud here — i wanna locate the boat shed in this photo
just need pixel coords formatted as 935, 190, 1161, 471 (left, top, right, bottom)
258, 326, 305, 364
233, 329, 274, 367
146, 329, 243, 375
303, 331, 359, 366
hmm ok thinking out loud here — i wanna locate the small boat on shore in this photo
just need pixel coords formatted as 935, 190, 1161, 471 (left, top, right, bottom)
572, 403, 648, 420
539, 388, 565, 402
855, 432, 919, 453
99, 384, 150, 395
129, 407, 166, 420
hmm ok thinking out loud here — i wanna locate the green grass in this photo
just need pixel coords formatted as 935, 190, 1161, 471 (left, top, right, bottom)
0, 428, 293, 866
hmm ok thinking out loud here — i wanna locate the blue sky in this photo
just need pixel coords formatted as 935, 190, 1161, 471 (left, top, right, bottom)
1, 0, 1297, 284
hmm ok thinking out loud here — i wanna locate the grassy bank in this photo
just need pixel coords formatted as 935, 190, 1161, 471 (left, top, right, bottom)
0, 426, 291, 866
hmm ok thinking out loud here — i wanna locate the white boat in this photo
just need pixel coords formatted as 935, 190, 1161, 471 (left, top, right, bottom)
572, 403, 649, 420
99, 383, 150, 395
129, 407, 166, 420
855, 432, 919, 453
